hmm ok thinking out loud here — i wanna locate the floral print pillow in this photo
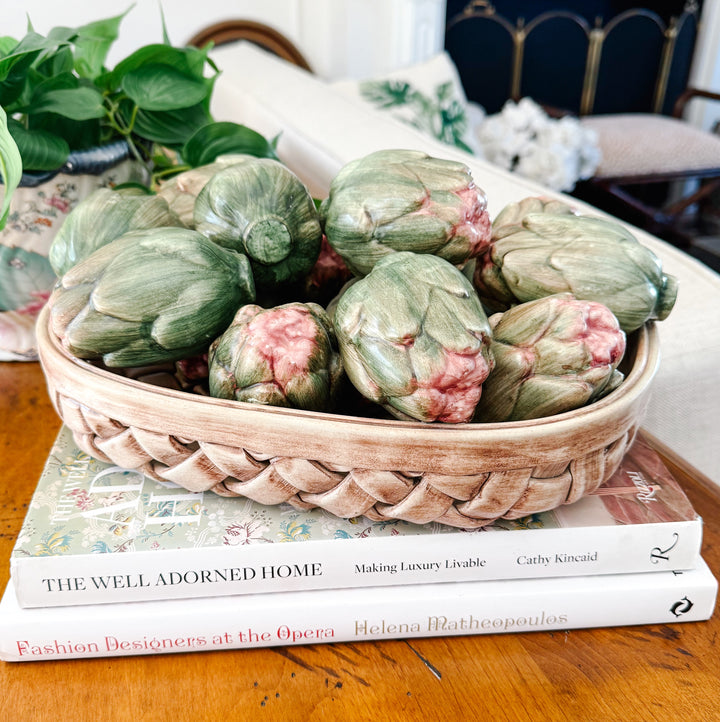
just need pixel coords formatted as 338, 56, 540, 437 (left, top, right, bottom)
0, 156, 146, 360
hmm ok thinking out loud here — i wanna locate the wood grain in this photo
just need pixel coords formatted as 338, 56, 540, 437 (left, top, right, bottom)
1, 360, 719, 722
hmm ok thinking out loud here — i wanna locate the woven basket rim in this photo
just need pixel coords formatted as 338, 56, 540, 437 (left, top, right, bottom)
37, 306, 660, 474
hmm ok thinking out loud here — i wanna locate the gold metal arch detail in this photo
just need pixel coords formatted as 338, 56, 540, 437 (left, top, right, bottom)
446, 1, 700, 115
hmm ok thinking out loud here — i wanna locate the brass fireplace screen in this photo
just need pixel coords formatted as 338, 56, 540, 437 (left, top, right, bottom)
445, 1, 700, 117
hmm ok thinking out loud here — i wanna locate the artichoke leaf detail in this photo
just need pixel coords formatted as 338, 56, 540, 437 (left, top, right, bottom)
155, 154, 254, 228
491, 195, 577, 239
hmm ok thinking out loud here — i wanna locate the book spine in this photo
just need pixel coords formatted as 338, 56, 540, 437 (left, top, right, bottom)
1, 561, 716, 662
12, 519, 704, 607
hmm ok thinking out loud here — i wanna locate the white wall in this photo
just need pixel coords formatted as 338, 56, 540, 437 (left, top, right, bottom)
3, 0, 445, 80
688, 0, 720, 130
15, 0, 715, 124
4, 0, 301, 65
300, 0, 445, 79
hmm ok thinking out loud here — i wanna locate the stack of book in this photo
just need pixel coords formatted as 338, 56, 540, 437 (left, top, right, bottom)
0, 426, 716, 662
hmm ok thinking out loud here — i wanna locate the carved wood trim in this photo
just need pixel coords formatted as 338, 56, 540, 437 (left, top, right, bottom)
188, 19, 313, 72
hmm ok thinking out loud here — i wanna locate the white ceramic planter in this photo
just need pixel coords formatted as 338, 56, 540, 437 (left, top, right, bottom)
0, 140, 148, 361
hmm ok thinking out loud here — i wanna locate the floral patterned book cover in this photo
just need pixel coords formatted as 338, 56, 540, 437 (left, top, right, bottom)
10, 426, 702, 608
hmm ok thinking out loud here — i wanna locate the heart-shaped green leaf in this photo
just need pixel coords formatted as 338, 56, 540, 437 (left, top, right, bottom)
71, 10, 129, 78
31, 70, 79, 94
121, 63, 209, 111
29, 113, 101, 151
30, 86, 105, 120
100, 44, 210, 91
182, 122, 280, 166
0, 107, 24, 228
130, 103, 212, 146
35, 46, 75, 79
7, 118, 69, 171
0, 31, 50, 82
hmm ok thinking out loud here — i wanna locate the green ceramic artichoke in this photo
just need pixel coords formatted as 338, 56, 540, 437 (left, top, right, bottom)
48, 187, 183, 277
155, 154, 250, 228
320, 149, 491, 276
48, 227, 255, 367
333, 252, 494, 423
474, 293, 626, 422
209, 302, 343, 411
474, 210, 678, 331
194, 157, 322, 288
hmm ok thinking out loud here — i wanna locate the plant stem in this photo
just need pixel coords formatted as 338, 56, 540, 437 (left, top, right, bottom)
103, 97, 153, 180
153, 165, 192, 181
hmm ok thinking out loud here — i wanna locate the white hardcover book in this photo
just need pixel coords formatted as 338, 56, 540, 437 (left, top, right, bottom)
11, 427, 704, 608
0, 559, 716, 662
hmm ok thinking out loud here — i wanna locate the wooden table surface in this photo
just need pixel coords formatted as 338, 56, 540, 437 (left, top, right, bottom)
1, 360, 719, 722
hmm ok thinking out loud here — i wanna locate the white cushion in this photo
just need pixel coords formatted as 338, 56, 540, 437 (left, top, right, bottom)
330, 51, 483, 156
580, 113, 720, 179
209, 42, 720, 488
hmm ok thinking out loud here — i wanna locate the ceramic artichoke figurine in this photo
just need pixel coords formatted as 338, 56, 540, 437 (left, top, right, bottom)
320, 149, 492, 276
474, 293, 626, 422
208, 302, 343, 411
48, 187, 183, 277
333, 252, 494, 423
303, 236, 354, 305
155, 155, 250, 228
194, 157, 322, 288
474, 210, 678, 331
48, 227, 255, 367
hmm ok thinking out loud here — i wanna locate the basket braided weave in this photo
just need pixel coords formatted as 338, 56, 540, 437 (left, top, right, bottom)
37, 307, 660, 529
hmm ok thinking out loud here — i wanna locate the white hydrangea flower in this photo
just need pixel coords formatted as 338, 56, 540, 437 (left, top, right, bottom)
577, 126, 602, 179
516, 144, 577, 192
473, 98, 602, 191
503, 97, 549, 132
475, 115, 523, 170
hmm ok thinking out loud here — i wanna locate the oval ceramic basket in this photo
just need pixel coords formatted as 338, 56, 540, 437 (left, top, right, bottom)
37, 306, 660, 529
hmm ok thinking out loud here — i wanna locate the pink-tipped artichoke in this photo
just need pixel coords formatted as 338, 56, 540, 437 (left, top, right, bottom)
333, 252, 495, 424
474, 293, 626, 422
208, 302, 343, 412
320, 149, 491, 276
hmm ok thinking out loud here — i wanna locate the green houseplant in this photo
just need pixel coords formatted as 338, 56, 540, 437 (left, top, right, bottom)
0, 8, 278, 359
0, 8, 278, 223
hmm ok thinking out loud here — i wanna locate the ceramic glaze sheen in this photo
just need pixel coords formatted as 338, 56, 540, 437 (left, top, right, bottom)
37, 306, 660, 528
